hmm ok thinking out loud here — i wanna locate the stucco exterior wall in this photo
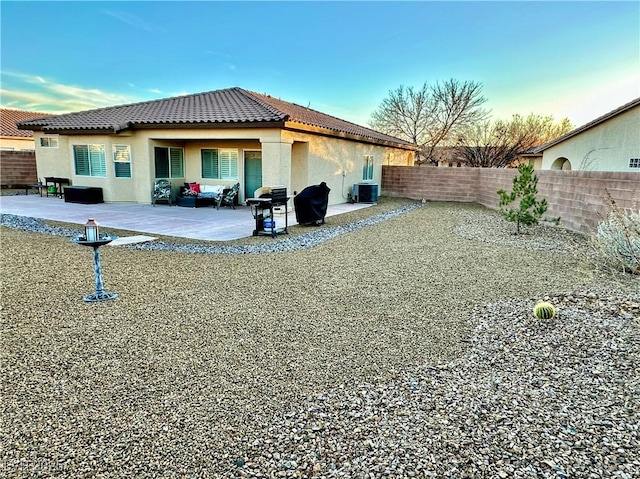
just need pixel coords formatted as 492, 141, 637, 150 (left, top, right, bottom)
34, 129, 279, 203
541, 106, 640, 172
382, 165, 640, 233
34, 132, 152, 203
184, 139, 262, 195
282, 130, 414, 204
33, 127, 414, 205
34, 133, 72, 181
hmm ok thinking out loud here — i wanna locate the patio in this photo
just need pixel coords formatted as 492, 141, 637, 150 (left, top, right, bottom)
0, 194, 372, 241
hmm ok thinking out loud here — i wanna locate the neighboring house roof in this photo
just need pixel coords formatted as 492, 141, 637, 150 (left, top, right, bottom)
1, 108, 51, 138
533, 97, 640, 153
17, 87, 416, 149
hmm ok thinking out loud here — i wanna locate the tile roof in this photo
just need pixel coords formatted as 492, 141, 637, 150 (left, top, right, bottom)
533, 96, 640, 153
17, 87, 414, 148
1, 108, 51, 138
245, 90, 412, 146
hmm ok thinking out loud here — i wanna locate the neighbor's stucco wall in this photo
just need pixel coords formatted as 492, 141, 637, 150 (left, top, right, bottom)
0, 136, 35, 151
541, 106, 640, 172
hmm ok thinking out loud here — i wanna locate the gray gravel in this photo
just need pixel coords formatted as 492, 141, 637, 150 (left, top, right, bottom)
0, 203, 422, 254
1, 201, 638, 478
237, 291, 639, 478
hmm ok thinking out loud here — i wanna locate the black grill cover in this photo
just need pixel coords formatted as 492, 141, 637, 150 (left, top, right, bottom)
294, 182, 331, 225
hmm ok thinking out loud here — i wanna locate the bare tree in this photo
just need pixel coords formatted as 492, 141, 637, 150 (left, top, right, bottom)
370, 79, 488, 165
455, 114, 573, 168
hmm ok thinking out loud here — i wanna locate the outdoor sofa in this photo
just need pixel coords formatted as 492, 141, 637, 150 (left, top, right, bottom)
177, 183, 239, 208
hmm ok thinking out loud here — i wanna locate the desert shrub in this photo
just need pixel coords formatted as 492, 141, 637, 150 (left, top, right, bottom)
595, 207, 640, 275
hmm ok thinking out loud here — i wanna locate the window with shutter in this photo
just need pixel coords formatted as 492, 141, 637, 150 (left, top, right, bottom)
74, 144, 106, 177
155, 147, 169, 178
154, 146, 184, 178
201, 148, 238, 180
74, 145, 90, 176
227, 150, 239, 180
201, 149, 220, 179
89, 145, 107, 177
40, 137, 59, 148
169, 148, 184, 178
113, 145, 132, 178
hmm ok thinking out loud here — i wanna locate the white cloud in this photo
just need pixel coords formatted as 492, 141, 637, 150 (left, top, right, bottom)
0, 74, 139, 113
3, 71, 49, 85
101, 9, 159, 33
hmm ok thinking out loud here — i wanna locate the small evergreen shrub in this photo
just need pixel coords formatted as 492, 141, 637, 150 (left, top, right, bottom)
497, 164, 548, 234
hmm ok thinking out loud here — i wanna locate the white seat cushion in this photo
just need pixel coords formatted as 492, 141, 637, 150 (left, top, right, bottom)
200, 184, 223, 194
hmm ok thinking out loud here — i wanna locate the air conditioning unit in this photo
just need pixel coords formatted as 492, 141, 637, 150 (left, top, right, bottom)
353, 182, 379, 203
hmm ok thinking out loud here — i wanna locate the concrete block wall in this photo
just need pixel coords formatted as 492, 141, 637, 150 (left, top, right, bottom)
0, 150, 37, 187
382, 166, 640, 233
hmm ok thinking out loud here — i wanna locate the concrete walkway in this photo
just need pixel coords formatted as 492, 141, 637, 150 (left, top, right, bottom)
0, 194, 372, 241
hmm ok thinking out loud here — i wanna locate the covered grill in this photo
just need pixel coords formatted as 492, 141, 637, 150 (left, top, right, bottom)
294, 182, 331, 226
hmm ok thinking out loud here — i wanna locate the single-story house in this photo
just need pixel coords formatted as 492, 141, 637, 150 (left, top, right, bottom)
17, 87, 416, 204
532, 97, 640, 172
1, 108, 51, 151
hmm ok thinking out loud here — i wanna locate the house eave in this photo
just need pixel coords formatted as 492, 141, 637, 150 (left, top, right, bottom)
130, 120, 287, 130
283, 121, 418, 150
26, 120, 288, 135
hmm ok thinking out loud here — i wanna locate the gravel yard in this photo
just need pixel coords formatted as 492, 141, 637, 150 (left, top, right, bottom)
1, 200, 638, 478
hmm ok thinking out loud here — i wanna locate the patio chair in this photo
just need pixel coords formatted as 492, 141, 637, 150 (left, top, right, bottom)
152, 179, 172, 206
216, 183, 240, 210
28, 179, 46, 196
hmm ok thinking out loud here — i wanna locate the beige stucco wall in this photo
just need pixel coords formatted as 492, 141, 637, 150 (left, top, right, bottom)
34, 132, 152, 203
282, 129, 414, 204
34, 133, 72, 180
0, 136, 35, 151
34, 129, 278, 203
541, 106, 640, 172
33, 127, 414, 205
184, 139, 262, 197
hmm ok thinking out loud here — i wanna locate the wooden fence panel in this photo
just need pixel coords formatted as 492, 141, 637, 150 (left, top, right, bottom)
0, 150, 37, 187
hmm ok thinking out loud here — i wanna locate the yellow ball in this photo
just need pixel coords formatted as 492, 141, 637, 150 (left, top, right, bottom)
534, 302, 556, 319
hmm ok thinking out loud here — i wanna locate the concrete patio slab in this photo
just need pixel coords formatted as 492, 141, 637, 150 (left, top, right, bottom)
108, 235, 158, 246
0, 195, 372, 241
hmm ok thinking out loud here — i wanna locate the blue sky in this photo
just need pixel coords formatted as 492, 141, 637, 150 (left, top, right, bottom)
1, 1, 638, 128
